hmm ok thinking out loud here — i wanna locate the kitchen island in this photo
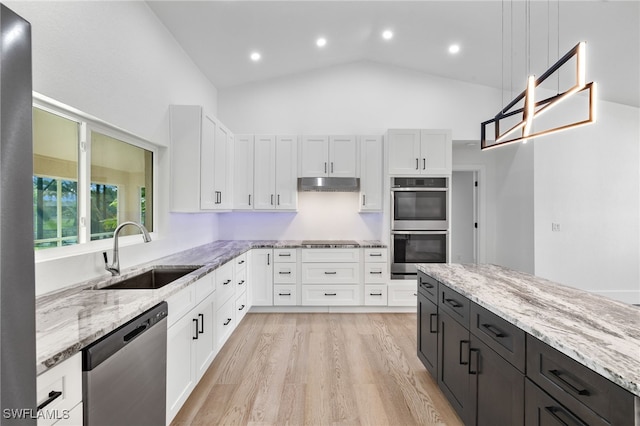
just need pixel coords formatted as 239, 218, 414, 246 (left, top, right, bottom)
417, 263, 639, 425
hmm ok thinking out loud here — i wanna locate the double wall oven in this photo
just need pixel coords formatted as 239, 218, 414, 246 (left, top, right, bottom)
391, 177, 448, 279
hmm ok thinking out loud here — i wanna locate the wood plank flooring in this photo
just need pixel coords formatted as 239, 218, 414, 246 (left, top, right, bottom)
171, 313, 463, 426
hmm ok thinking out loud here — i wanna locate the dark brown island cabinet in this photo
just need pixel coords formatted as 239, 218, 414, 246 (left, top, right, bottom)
416, 271, 637, 426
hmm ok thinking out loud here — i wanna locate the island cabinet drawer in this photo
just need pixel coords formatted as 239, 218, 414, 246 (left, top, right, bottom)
364, 285, 388, 306
364, 248, 387, 262
215, 261, 235, 309
274, 285, 297, 306
302, 285, 360, 305
301, 248, 360, 263
470, 302, 525, 372
36, 353, 82, 426
524, 378, 608, 426
301, 263, 359, 284
274, 248, 297, 263
364, 263, 388, 283
526, 335, 636, 425
274, 264, 297, 284
418, 272, 438, 303
438, 285, 470, 328
234, 252, 247, 271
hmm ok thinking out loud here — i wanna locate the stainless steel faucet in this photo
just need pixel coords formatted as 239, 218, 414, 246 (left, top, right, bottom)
103, 221, 152, 276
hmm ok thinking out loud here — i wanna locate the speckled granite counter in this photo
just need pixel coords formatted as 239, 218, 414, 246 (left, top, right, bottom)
36, 239, 385, 374
417, 263, 640, 397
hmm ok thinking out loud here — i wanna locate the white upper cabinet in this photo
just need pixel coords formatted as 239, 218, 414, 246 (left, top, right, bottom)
359, 135, 383, 211
300, 135, 357, 177
170, 105, 234, 212
387, 129, 451, 176
233, 135, 254, 210
253, 135, 297, 210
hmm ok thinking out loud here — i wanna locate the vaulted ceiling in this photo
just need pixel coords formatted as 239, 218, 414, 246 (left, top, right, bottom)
148, 1, 639, 107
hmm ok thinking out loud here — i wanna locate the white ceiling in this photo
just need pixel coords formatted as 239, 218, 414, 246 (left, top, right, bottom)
147, 1, 639, 107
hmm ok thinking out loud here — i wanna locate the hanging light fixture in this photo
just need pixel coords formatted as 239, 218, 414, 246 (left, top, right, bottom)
481, 2, 597, 150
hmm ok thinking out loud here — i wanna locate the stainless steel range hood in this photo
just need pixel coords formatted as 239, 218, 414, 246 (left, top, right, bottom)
298, 177, 360, 192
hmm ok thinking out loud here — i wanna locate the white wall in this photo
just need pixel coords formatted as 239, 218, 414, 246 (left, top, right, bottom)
534, 99, 640, 303
6, 1, 221, 295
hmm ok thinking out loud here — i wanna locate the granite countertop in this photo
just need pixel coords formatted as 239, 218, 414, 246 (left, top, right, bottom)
417, 263, 640, 397
36, 239, 386, 374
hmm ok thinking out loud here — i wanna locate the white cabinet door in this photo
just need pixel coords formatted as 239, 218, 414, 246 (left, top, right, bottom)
215, 296, 235, 350
214, 124, 233, 209
253, 135, 277, 210
233, 134, 254, 210
359, 135, 383, 211
194, 293, 216, 381
169, 105, 203, 212
275, 135, 298, 210
421, 129, 452, 175
250, 249, 273, 306
301, 135, 329, 177
388, 129, 421, 175
329, 135, 357, 177
166, 311, 197, 424
200, 114, 217, 209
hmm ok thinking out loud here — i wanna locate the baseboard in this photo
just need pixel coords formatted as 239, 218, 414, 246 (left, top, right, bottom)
249, 305, 416, 313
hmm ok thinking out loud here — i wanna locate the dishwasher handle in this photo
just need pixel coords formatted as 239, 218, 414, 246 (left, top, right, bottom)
123, 322, 149, 342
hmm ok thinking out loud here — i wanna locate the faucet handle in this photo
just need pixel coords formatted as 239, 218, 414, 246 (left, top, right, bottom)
102, 251, 109, 266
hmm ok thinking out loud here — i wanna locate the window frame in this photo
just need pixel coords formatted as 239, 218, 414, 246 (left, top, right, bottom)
33, 93, 159, 262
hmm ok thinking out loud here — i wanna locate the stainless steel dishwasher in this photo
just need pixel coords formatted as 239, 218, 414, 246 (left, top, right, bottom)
82, 302, 168, 426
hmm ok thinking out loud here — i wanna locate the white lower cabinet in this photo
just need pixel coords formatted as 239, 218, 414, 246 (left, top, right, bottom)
387, 282, 418, 306
250, 249, 274, 306
301, 248, 362, 306
36, 352, 82, 426
364, 248, 389, 306
235, 291, 248, 324
364, 284, 388, 306
274, 284, 297, 306
301, 285, 360, 305
215, 297, 235, 350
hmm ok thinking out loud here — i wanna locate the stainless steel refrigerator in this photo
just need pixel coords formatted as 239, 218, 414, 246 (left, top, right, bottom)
0, 4, 36, 425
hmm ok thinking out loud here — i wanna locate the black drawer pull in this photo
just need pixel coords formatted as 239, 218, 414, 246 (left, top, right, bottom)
421, 281, 434, 289
324, 293, 337, 296
223, 279, 231, 285
238, 280, 245, 285
198, 313, 204, 334
459, 340, 470, 365
279, 292, 291, 296
549, 369, 591, 396
238, 304, 245, 311
223, 318, 232, 326
445, 298, 463, 308
544, 406, 588, 426
429, 313, 438, 333
369, 271, 382, 275
238, 260, 245, 265
278, 253, 291, 257
481, 323, 506, 338
324, 271, 337, 275
369, 292, 383, 296
193, 319, 199, 340
369, 253, 383, 257
279, 271, 291, 275
37, 390, 63, 411
468, 348, 480, 375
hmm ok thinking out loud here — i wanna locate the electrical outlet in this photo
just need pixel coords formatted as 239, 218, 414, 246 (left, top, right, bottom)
551, 223, 561, 232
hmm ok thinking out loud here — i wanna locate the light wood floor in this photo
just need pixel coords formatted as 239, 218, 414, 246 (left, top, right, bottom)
171, 313, 463, 426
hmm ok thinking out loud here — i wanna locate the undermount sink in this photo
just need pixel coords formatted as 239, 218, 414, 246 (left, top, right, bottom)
99, 266, 201, 290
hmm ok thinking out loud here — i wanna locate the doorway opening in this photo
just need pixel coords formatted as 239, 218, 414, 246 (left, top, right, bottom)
451, 170, 480, 264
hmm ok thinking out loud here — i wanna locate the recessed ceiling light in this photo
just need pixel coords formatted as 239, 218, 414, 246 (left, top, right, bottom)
316, 37, 327, 48
382, 30, 394, 40
250, 51, 261, 62
448, 44, 460, 54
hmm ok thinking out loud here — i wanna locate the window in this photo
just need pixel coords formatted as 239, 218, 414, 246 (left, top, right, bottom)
33, 102, 155, 251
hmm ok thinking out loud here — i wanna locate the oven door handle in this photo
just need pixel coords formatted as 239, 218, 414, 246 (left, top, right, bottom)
391, 188, 449, 192
391, 231, 448, 235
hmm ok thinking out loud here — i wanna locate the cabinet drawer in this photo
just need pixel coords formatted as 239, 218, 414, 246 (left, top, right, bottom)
524, 378, 608, 426
274, 284, 297, 306
302, 285, 360, 305
364, 285, 388, 306
364, 248, 387, 262
195, 273, 215, 301
470, 302, 525, 372
439, 285, 470, 328
274, 264, 297, 284
166, 285, 196, 327
215, 261, 235, 308
301, 248, 360, 263
364, 263, 388, 283
235, 267, 247, 292
301, 263, 359, 284
418, 272, 438, 303
274, 248, 297, 263
235, 291, 248, 324
234, 252, 247, 272
36, 353, 82, 426
387, 283, 418, 306
215, 298, 235, 349
526, 335, 635, 425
